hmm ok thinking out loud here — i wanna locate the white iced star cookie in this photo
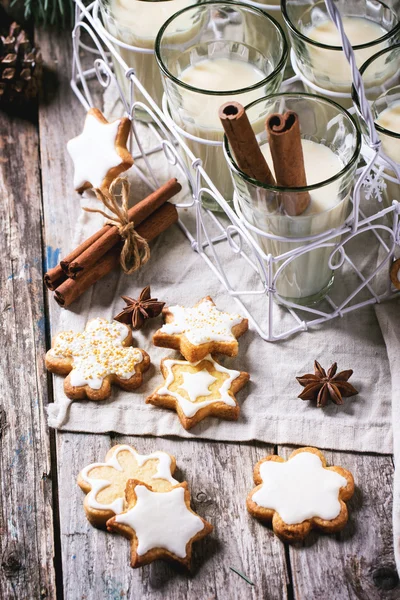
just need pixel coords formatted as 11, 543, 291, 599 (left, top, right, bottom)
247, 447, 354, 542
146, 354, 249, 430
153, 296, 248, 362
67, 108, 134, 193
45, 317, 150, 400
107, 480, 213, 568
77, 444, 179, 528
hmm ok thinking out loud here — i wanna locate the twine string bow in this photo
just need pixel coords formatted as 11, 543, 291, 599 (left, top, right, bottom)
83, 177, 150, 275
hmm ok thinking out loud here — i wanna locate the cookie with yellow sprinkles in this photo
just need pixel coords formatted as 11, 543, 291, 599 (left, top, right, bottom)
45, 317, 150, 400
153, 296, 248, 362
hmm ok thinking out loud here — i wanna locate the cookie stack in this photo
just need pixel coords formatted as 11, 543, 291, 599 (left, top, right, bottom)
147, 296, 250, 429
78, 445, 212, 568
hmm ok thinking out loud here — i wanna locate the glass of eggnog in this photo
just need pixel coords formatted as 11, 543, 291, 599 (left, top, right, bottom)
354, 44, 400, 204
98, 0, 200, 115
155, 1, 288, 210
282, 0, 400, 108
223, 93, 361, 306
248, 0, 288, 35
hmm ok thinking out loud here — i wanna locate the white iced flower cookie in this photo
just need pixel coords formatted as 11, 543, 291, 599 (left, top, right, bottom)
146, 354, 249, 430
247, 447, 354, 542
107, 480, 213, 568
45, 317, 150, 400
153, 296, 248, 362
77, 445, 179, 528
67, 107, 134, 193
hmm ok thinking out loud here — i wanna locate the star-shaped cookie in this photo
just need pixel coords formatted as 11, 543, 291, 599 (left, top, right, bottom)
45, 317, 150, 400
107, 480, 213, 568
146, 354, 249, 429
67, 108, 134, 193
247, 447, 354, 542
77, 444, 178, 528
153, 296, 248, 362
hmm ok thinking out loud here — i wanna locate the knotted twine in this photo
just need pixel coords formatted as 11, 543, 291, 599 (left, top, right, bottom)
83, 177, 150, 274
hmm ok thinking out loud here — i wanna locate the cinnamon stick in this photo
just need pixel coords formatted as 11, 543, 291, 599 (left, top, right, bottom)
59, 228, 108, 274
265, 111, 310, 216
65, 177, 181, 278
53, 202, 178, 308
44, 266, 67, 291
219, 101, 275, 185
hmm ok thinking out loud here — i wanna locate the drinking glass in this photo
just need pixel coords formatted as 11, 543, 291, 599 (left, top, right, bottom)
155, 1, 288, 209
99, 0, 200, 113
223, 93, 361, 305
354, 44, 400, 203
282, 0, 400, 105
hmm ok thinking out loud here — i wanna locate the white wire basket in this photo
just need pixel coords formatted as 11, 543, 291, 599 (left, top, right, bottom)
70, 0, 400, 342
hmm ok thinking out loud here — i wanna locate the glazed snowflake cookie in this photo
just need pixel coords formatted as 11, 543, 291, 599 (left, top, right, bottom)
247, 447, 354, 542
146, 354, 249, 430
153, 296, 248, 362
67, 108, 134, 193
107, 480, 213, 568
77, 445, 178, 528
45, 317, 150, 400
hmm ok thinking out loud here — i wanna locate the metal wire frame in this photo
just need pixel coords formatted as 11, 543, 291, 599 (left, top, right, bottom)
70, 0, 400, 342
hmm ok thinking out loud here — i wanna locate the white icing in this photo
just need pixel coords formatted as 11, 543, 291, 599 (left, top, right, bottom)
115, 485, 205, 558
49, 317, 143, 390
160, 298, 244, 345
67, 113, 126, 189
180, 370, 217, 402
157, 354, 240, 418
81, 445, 179, 514
252, 452, 347, 525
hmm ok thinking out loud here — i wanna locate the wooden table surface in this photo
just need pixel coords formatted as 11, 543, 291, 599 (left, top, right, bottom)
0, 29, 399, 600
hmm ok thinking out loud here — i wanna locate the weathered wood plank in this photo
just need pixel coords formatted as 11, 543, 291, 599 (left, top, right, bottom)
37, 27, 83, 333
0, 110, 56, 598
57, 434, 289, 600
282, 448, 399, 600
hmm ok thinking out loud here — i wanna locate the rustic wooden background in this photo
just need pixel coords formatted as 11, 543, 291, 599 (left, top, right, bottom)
0, 27, 399, 600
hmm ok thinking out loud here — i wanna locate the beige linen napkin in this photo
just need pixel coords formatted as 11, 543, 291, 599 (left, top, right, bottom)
47, 166, 392, 455
47, 86, 393, 455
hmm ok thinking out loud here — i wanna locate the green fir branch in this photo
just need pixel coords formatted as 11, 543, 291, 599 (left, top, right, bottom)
11, 0, 75, 26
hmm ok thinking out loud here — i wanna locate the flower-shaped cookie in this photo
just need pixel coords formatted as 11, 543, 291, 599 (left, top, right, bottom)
67, 108, 133, 193
45, 317, 150, 400
107, 480, 213, 568
247, 447, 354, 542
153, 296, 248, 362
146, 354, 249, 430
77, 445, 178, 528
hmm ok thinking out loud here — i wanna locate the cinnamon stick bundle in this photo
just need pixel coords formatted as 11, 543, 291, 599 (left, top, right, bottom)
265, 111, 311, 216
219, 101, 275, 185
62, 177, 181, 279
53, 202, 178, 308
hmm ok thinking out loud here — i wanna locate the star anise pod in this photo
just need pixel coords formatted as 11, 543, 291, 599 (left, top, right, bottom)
296, 360, 358, 407
114, 286, 165, 330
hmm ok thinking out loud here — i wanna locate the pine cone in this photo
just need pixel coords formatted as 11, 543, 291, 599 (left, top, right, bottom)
0, 21, 42, 107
